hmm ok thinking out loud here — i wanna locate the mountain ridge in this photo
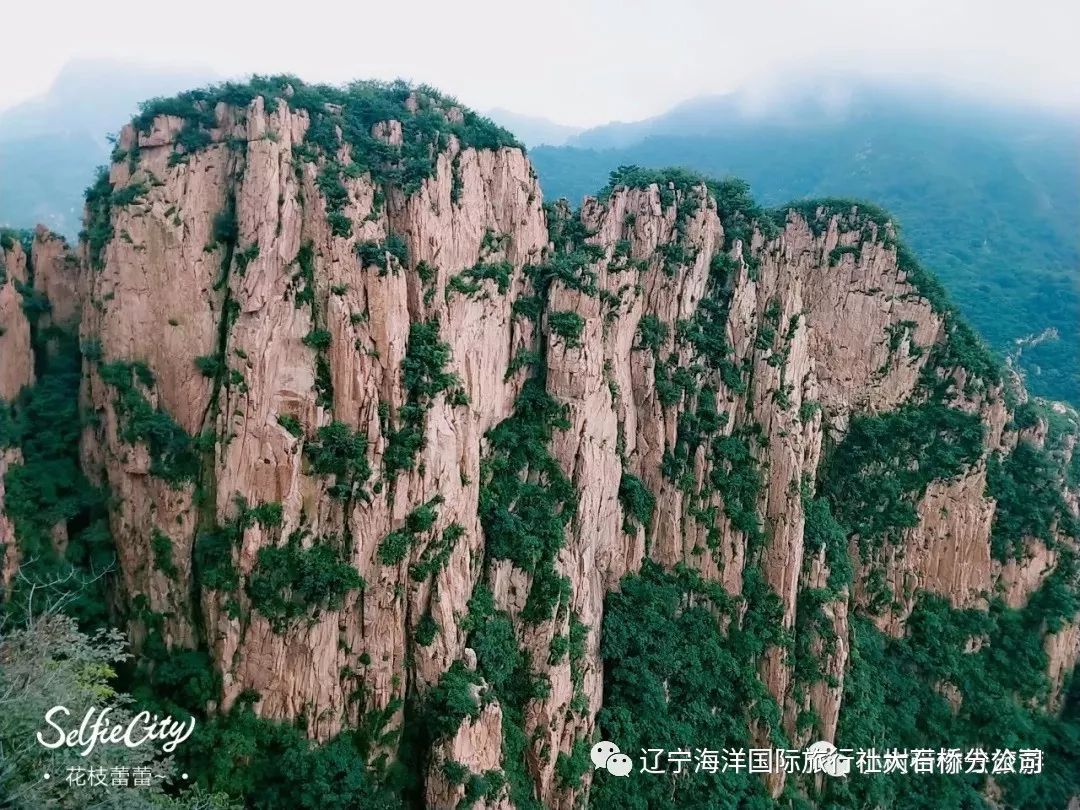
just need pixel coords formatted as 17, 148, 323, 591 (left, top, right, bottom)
1, 76, 1078, 809
0, 59, 218, 238
526, 85, 1080, 404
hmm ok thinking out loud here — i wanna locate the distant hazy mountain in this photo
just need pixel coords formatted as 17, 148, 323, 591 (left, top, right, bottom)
2, 66, 1076, 402
485, 108, 584, 147
530, 81, 1080, 403
0, 59, 215, 237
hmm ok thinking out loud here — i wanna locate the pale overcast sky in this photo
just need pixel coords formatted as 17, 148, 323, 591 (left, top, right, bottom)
2, 0, 1078, 126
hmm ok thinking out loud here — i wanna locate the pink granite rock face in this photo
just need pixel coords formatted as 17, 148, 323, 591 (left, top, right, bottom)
1, 78, 1075, 809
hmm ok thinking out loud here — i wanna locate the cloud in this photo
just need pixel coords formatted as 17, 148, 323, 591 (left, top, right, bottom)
2, 0, 1077, 126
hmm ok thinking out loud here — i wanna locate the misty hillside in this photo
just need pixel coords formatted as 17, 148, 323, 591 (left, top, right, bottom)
1, 69, 1077, 402
529, 84, 1080, 403
3, 75, 1079, 808
0, 59, 215, 237
485, 108, 584, 147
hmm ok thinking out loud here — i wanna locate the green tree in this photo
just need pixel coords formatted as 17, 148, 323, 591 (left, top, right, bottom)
0, 608, 237, 809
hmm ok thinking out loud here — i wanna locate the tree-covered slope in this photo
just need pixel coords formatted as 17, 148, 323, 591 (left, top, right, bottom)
530, 87, 1080, 403
2, 75, 1079, 810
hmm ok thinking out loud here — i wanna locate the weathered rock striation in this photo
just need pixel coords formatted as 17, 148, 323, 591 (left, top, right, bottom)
0, 235, 35, 399
1, 77, 1078, 809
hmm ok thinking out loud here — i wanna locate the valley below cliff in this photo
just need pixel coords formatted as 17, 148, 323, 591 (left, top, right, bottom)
1, 77, 1078, 809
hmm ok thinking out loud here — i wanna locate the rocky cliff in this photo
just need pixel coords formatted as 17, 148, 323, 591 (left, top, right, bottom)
1, 77, 1078, 809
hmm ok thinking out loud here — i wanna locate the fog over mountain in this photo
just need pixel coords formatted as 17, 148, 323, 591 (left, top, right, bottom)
2, 73, 1078, 808
0, 59, 215, 236
1, 7, 1079, 799
524, 79, 1080, 402
2, 64, 1076, 401
485, 108, 583, 147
